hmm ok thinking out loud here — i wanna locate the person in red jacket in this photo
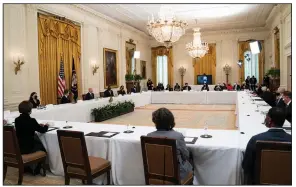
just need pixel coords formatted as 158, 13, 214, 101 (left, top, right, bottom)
227, 84, 233, 91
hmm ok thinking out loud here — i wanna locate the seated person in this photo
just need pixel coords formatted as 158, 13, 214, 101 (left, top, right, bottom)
147, 79, 153, 90
104, 85, 114, 97
131, 84, 137, 93
118, 85, 126, 96
15, 101, 48, 174
227, 84, 233, 91
165, 84, 173, 91
242, 107, 291, 184
85, 88, 95, 100
174, 83, 181, 91
183, 83, 191, 91
233, 83, 241, 91
241, 82, 246, 90
261, 86, 276, 107
147, 108, 193, 180
29, 92, 40, 108
61, 89, 71, 104
275, 88, 286, 108
222, 83, 227, 90
151, 84, 157, 91
201, 83, 209, 91
255, 84, 263, 97
282, 91, 292, 124
214, 83, 223, 91
157, 83, 165, 91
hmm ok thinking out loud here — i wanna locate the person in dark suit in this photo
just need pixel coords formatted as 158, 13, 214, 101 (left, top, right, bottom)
255, 84, 263, 97
233, 83, 241, 91
29, 92, 40, 108
104, 85, 114, 97
165, 84, 172, 91
282, 91, 292, 124
214, 83, 223, 91
275, 88, 286, 108
147, 108, 193, 180
183, 83, 191, 91
61, 89, 71, 104
261, 87, 276, 107
222, 83, 227, 90
242, 107, 292, 184
147, 79, 153, 90
263, 74, 270, 88
174, 83, 181, 91
85, 88, 95, 100
118, 85, 126, 96
201, 83, 209, 91
15, 101, 48, 174
157, 83, 165, 91
131, 84, 137, 93
245, 76, 250, 90
250, 75, 257, 91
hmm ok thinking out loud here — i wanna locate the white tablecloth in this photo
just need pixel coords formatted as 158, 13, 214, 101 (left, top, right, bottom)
206, 91, 237, 104
151, 91, 207, 104
190, 85, 216, 91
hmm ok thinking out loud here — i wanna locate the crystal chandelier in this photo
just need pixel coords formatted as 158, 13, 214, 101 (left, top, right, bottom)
186, 28, 209, 59
147, 6, 188, 47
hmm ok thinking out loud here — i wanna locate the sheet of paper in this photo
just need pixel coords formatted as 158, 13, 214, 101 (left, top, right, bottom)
103, 132, 116, 136
185, 137, 194, 142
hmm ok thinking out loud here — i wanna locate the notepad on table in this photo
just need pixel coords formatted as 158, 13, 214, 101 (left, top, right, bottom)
185, 137, 194, 142
102, 132, 116, 137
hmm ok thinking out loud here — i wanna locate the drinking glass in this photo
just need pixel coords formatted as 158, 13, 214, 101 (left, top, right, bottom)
203, 121, 208, 137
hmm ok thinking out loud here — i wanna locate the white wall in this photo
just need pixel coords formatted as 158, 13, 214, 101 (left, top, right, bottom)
152, 29, 268, 85
4, 4, 151, 110
265, 4, 291, 89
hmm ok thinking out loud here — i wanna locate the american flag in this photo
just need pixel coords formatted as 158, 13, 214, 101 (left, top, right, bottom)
58, 57, 66, 97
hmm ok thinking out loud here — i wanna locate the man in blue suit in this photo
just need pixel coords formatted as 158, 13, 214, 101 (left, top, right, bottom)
242, 107, 292, 184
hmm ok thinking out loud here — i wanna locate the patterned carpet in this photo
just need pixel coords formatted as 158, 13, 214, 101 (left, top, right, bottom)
101, 104, 237, 130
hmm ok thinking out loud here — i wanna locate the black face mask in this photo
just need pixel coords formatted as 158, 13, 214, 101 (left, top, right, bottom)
34, 96, 37, 99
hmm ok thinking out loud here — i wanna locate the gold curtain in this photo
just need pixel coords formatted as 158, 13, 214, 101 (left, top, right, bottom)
151, 46, 174, 86
274, 28, 280, 69
238, 41, 265, 84
193, 44, 216, 84
38, 13, 81, 105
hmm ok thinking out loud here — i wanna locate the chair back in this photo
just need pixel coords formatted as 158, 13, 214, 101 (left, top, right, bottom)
3, 126, 23, 166
57, 130, 91, 177
255, 140, 292, 185
82, 94, 86, 101
140, 136, 180, 185
99, 92, 104, 98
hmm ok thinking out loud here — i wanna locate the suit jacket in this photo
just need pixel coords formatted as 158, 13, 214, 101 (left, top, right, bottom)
285, 102, 292, 123
174, 85, 181, 91
104, 90, 114, 97
233, 85, 241, 91
118, 90, 126, 96
29, 98, 40, 108
85, 92, 94, 100
15, 114, 48, 154
183, 86, 191, 91
147, 81, 153, 90
261, 91, 276, 107
275, 97, 286, 108
131, 87, 137, 93
61, 95, 71, 104
214, 85, 222, 91
201, 85, 209, 91
147, 130, 193, 180
250, 77, 257, 85
242, 128, 292, 184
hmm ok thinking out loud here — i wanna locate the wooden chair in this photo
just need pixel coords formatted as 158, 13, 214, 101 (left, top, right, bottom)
3, 126, 47, 185
57, 130, 111, 185
140, 136, 193, 185
82, 94, 86, 101
255, 140, 292, 185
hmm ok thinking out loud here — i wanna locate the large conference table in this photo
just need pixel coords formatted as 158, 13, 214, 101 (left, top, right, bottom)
4, 91, 291, 185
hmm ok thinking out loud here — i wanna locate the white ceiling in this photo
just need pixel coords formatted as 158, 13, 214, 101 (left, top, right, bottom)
83, 4, 276, 33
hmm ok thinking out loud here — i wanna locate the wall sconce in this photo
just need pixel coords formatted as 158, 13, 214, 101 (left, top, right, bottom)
91, 61, 99, 75
12, 54, 25, 75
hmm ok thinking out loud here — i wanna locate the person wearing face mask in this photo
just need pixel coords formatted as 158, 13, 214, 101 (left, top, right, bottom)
214, 83, 222, 91
233, 83, 241, 91
14, 100, 48, 175
174, 83, 181, 91
242, 107, 291, 184
29, 92, 40, 108
201, 83, 209, 91
104, 85, 114, 97
275, 88, 286, 108
118, 85, 126, 96
131, 84, 137, 93
182, 83, 191, 91
60, 89, 71, 104
282, 91, 292, 124
147, 79, 153, 90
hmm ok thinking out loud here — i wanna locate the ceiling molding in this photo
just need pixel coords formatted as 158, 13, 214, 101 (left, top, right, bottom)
184, 27, 268, 36
72, 4, 150, 39
265, 4, 281, 29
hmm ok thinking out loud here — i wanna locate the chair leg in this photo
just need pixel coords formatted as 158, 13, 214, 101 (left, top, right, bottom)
18, 167, 24, 185
107, 170, 111, 185
86, 178, 92, 185
42, 160, 46, 177
65, 176, 70, 185
3, 164, 7, 182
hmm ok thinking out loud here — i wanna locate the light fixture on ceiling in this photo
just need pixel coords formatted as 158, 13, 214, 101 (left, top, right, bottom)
186, 27, 209, 59
147, 6, 188, 48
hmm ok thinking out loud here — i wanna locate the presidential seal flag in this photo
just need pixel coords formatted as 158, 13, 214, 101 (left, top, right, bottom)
71, 57, 78, 101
